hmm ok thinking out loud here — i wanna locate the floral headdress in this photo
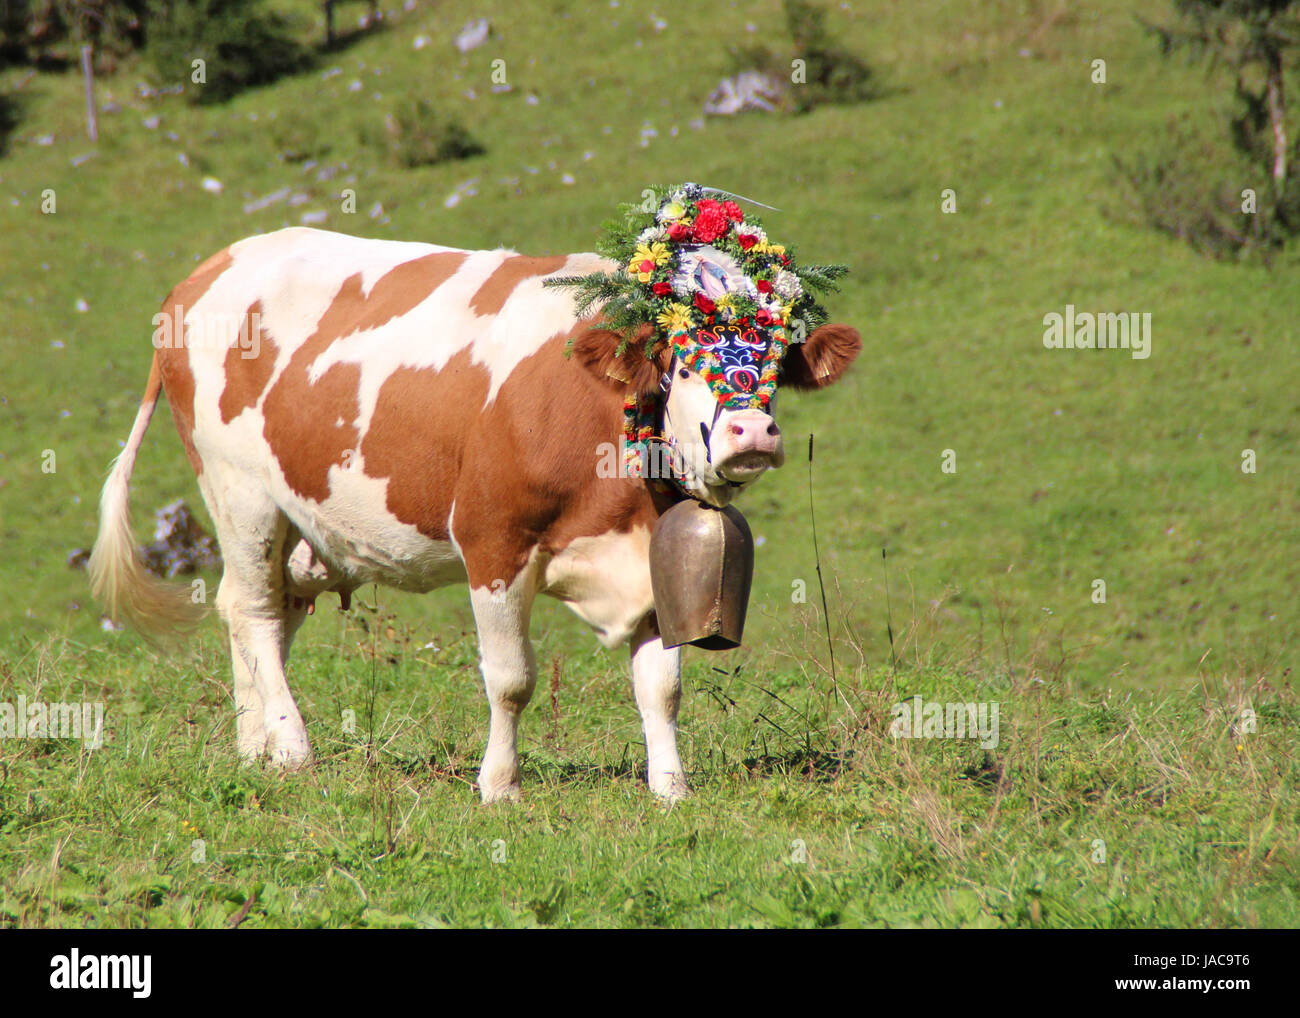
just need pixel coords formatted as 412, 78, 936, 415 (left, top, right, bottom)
547, 183, 848, 474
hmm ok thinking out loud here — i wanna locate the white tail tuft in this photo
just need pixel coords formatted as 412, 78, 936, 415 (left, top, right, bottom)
89, 355, 209, 640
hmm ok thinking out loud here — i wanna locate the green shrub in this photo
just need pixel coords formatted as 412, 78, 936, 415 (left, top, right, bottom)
146, 0, 313, 106
380, 99, 484, 169
269, 111, 334, 164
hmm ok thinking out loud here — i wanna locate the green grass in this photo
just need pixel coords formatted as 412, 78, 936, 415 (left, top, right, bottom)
2, 622, 1295, 928
0, 0, 1296, 927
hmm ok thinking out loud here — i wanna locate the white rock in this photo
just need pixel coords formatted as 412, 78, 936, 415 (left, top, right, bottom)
705, 71, 785, 115
455, 18, 490, 52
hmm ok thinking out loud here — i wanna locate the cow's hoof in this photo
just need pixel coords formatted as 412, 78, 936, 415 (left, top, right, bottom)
479, 782, 522, 804
237, 740, 268, 763
650, 773, 691, 804
266, 738, 313, 770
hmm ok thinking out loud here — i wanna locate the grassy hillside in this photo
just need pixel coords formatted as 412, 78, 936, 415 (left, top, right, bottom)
0, 0, 1295, 927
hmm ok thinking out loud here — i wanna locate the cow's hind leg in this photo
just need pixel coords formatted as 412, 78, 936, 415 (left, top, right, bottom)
203, 474, 312, 767
468, 566, 539, 803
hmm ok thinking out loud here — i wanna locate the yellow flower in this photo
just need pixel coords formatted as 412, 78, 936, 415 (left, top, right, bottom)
656, 303, 693, 334
659, 201, 686, 221
627, 242, 671, 283
640, 242, 671, 265
768, 244, 786, 256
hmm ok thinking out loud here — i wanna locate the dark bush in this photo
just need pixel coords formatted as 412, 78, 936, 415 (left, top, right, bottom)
380, 99, 484, 169
0, 0, 148, 70
726, 0, 883, 114
1111, 118, 1289, 260
146, 0, 313, 105
784, 0, 882, 111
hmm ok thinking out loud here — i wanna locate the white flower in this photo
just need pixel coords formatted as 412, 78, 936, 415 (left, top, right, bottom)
773, 268, 803, 301
637, 224, 667, 244
735, 224, 766, 246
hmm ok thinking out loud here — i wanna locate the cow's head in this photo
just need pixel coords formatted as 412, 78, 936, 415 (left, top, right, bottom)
574, 316, 861, 506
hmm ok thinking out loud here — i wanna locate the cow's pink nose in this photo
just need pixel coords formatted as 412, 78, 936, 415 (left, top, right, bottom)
725, 413, 781, 454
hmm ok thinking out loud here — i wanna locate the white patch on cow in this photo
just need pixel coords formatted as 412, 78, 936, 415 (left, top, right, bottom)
542, 525, 654, 648
476, 252, 615, 404
284, 462, 466, 593
304, 248, 506, 395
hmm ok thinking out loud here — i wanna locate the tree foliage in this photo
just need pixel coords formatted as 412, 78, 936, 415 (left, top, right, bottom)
1135, 0, 1300, 251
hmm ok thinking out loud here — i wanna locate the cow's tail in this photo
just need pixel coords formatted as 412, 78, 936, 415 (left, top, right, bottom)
89, 353, 209, 639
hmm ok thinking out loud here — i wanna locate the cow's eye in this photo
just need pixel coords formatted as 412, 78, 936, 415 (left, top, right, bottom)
678, 367, 690, 380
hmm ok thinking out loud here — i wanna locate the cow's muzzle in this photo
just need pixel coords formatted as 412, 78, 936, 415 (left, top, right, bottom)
714, 410, 784, 482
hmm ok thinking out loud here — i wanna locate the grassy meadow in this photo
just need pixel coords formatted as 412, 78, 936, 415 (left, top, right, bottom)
0, 0, 1295, 927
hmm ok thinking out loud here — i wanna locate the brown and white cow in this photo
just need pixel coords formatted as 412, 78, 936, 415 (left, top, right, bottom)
90, 227, 860, 802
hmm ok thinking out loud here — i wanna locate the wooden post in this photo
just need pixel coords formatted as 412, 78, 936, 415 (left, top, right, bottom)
81, 45, 98, 142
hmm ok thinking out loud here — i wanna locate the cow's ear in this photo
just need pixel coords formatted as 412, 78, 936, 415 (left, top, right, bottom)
571, 322, 668, 395
781, 323, 862, 390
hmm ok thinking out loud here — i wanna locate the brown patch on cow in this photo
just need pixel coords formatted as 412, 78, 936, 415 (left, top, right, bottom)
218, 300, 280, 424
443, 328, 662, 589
361, 348, 493, 541
469, 255, 567, 317
262, 251, 468, 502
156, 247, 234, 476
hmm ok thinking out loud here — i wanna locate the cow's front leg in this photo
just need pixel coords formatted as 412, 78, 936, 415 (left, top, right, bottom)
630, 615, 689, 802
469, 570, 539, 803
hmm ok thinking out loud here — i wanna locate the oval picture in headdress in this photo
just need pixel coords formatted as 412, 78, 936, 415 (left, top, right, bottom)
672, 245, 748, 301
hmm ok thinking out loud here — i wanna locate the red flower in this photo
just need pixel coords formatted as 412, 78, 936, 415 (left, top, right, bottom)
666, 220, 691, 241
756, 308, 778, 326
691, 201, 730, 243
737, 233, 758, 251
694, 292, 716, 314
756, 279, 773, 294
652, 281, 672, 296
639, 259, 655, 274
722, 201, 744, 222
